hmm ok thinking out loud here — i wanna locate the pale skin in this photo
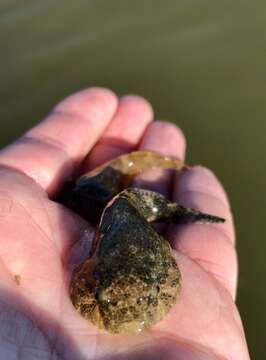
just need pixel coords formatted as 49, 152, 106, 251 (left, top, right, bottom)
0, 88, 250, 359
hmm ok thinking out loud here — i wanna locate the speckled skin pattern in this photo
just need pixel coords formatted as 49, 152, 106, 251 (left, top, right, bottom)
68, 152, 225, 334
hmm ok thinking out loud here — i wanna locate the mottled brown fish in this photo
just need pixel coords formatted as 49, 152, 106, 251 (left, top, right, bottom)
67, 151, 225, 334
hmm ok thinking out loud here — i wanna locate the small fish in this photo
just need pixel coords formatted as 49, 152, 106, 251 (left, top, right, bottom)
67, 151, 225, 334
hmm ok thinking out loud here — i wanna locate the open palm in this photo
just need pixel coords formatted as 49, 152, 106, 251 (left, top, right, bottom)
0, 88, 249, 359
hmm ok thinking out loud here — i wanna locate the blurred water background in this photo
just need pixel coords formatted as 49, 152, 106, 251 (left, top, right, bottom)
0, 1, 265, 358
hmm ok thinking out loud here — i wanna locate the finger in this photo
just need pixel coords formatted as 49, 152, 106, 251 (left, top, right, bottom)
134, 121, 186, 197
168, 166, 237, 298
0, 88, 118, 195
85, 95, 153, 170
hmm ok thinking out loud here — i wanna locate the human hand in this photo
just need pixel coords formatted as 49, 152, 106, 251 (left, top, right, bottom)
0, 88, 249, 359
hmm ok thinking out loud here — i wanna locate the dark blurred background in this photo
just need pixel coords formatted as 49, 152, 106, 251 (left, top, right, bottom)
0, 1, 265, 358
